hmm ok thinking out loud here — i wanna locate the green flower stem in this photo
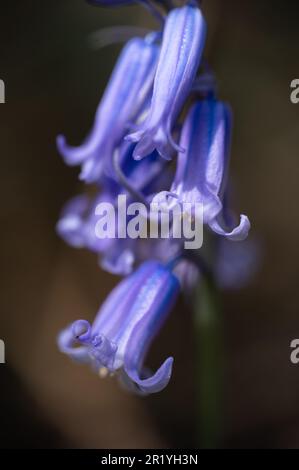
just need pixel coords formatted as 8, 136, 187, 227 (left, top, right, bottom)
195, 274, 223, 448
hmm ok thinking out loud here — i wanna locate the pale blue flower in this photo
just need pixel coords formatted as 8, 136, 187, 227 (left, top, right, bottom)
57, 37, 159, 183
126, 5, 207, 160
58, 260, 180, 394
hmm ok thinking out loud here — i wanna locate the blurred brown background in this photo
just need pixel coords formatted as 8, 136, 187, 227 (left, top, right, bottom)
0, 0, 298, 449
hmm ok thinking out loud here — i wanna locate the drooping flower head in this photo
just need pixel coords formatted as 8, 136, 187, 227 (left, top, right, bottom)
57, 36, 159, 183
152, 98, 250, 241
126, 4, 207, 160
58, 260, 180, 394
56, 0, 255, 396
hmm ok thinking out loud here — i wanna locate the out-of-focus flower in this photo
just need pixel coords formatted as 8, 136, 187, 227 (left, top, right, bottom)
56, 141, 171, 274
126, 5, 207, 160
57, 37, 159, 183
215, 237, 261, 289
152, 98, 250, 241
58, 260, 180, 394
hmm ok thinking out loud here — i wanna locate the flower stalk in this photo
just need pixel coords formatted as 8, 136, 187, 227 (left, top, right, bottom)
195, 272, 223, 448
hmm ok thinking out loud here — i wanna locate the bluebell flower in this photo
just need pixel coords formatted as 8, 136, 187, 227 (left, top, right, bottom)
57, 37, 159, 183
56, 0, 257, 395
176, 237, 260, 293
57, 189, 115, 248
58, 260, 180, 394
57, 194, 91, 249
152, 98, 250, 241
126, 5, 207, 160
56, 139, 175, 275
57, 188, 139, 275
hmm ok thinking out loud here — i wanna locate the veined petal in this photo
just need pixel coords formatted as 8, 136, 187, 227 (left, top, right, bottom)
91, 261, 158, 345
57, 261, 179, 393
124, 357, 173, 394
57, 271, 143, 371
126, 5, 207, 160
122, 262, 179, 392
172, 99, 231, 223
57, 37, 159, 183
154, 98, 250, 241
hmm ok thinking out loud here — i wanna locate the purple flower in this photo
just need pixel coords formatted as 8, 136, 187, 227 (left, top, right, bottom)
126, 5, 207, 160
58, 260, 180, 394
56, 0, 257, 396
57, 190, 138, 274
56, 141, 171, 274
57, 37, 159, 183
57, 190, 115, 250
152, 98, 250, 241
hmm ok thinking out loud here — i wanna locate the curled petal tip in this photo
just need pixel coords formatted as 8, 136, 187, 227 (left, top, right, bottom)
57, 326, 90, 363
71, 319, 92, 342
226, 214, 251, 241
125, 356, 174, 394
210, 214, 251, 241
235, 214, 251, 240
57, 133, 96, 168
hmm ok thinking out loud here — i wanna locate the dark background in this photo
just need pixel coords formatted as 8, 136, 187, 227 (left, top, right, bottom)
0, 0, 298, 448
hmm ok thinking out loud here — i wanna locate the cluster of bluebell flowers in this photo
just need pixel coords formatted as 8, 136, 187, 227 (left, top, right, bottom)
57, 0, 251, 394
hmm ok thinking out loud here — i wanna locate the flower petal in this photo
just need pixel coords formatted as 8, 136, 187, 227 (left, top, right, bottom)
122, 263, 179, 393
209, 214, 251, 241
125, 356, 174, 394
126, 5, 207, 160
57, 323, 90, 363
57, 37, 159, 182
